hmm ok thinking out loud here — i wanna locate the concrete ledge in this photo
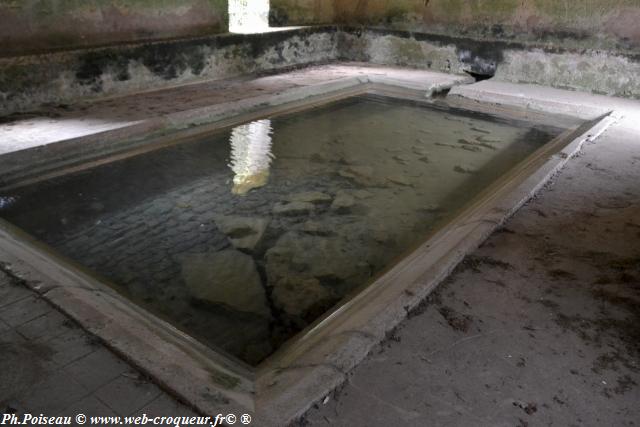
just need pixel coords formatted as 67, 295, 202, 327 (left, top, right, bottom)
450, 81, 617, 120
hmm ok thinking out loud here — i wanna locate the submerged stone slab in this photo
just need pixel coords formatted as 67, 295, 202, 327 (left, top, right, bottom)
214, 216, 269, 252
453, 165, 477, 175
300, 221, 333, 236
287, 191, 333, 204
272, 201, 315, 216
386, 174, 413, 187
331, 192, 356, 214
271, 276, 334, 324
338, 165, 382, 186
265, 231, 373, 289
181, 249, 270, 318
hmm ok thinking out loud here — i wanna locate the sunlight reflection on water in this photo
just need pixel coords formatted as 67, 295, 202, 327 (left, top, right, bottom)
228, 119, 275, 195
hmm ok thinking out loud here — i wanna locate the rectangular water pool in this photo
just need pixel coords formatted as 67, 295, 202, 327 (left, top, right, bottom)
0, 94, 571, 365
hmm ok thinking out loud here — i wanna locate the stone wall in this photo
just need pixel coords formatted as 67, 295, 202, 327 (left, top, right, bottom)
2, 23, 640, 115
0, 0, 228, 55
0, 28, 339, 115
339, 28, 640, 97
271, 0, 640, 51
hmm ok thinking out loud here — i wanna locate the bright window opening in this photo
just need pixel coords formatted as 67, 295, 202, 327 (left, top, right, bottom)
229, 0, 270, 33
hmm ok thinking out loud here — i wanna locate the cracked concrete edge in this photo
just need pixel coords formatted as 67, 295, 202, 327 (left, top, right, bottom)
254, 113, 617, 426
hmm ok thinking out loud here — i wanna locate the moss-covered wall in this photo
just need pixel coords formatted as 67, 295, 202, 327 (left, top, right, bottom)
271, 0, 640, 50
0, 0, 228, 55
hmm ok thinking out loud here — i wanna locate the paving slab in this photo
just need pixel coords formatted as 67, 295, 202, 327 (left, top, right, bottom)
0, 295, 51, 327
61, 395, 118, 419
94, 375, 162, 416
0, 272, 194, 419
15, 309, 69, 341
450, 80, 640, 120
64, 348, 130, 392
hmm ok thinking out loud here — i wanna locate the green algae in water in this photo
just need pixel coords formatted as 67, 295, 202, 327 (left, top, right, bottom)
0, 95, 564, 365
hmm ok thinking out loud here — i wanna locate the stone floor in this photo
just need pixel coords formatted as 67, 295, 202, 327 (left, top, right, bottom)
1, 72, 639, 426
0, 271, 198, 419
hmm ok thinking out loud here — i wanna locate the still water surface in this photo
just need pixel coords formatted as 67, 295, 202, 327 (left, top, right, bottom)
0, 96, 562, 364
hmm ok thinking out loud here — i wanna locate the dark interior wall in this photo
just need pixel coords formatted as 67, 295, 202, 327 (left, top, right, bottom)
271, 0, 640, 50
269, 0, 335, 26
0, 0, 229, 56
268, 0, 421, 27
417, 0, 640, 50
333, 0, 423, 25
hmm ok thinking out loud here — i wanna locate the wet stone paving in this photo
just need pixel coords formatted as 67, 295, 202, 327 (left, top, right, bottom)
0, 95, 563, 365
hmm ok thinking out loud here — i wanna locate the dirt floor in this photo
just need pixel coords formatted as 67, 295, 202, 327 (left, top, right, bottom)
301, 114, 640, 426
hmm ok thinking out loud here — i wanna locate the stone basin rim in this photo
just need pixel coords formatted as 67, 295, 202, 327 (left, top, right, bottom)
0, 78, 616, 425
